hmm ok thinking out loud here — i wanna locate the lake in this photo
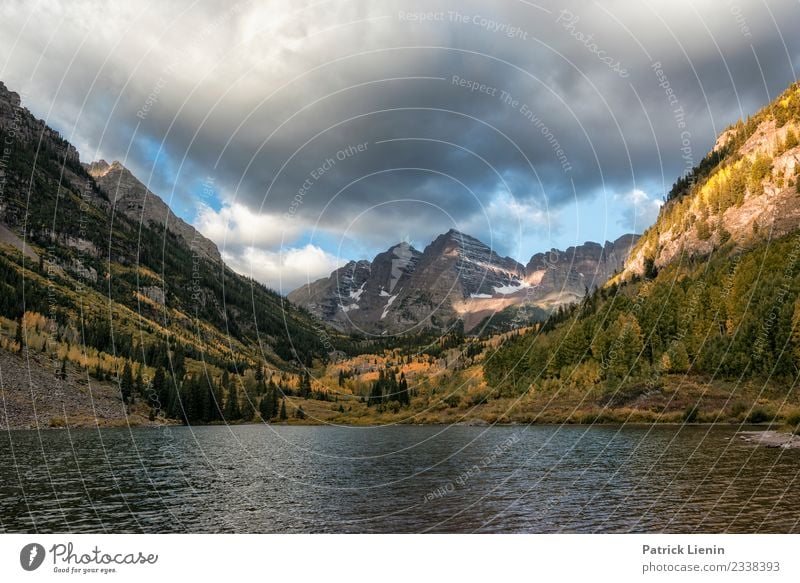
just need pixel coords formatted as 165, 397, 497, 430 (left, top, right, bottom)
1, 424, 798, 533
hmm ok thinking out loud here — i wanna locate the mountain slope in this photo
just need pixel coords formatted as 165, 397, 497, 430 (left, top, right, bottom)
0, 80, 343, 427
486, 81, 800, 403
289, 228, 638, 334
623, 82, 800, 279
86, 159, 221, 263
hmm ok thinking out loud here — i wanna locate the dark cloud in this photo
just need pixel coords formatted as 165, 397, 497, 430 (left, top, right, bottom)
1, 0, 799, 287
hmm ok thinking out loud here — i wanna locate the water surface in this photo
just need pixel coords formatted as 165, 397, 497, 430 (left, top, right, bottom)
1, 424, 798, 533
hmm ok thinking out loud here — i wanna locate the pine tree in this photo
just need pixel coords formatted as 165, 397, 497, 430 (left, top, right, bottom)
134, 367, 144, 399
200, 378, 214, 422
152, 366, 166, 409
268, 378, 279, 415
172, 344, 186, 379
206, 379, 221, 422
259, 392, 274, 421
279, 399, 288, 420
240, 394, 256, 421
120, 362, 134, 404
180, 374, 197, 423
223, 385, 241, 421
59, 357, 67, 380
368, 375, 383, 407
165, 376, 181, 419
15, 313, 23, 352
295, 406, 306, 420
398, 373, 410, 406
299, 372, 312, 398
338, 369, 345, 387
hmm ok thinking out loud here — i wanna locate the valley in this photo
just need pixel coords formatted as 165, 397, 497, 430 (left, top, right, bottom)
2, 78, 800, 434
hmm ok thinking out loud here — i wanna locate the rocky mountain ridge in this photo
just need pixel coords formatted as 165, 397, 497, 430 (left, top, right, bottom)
289, 228, 638, 334
85, 159, 221, 263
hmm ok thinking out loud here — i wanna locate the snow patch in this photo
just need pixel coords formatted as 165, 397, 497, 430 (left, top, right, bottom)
470, 293, 493, 299
349, 281, 366, 301
380, 294, 398, 319
340, 303, 359, 313
493, 280, 530, 295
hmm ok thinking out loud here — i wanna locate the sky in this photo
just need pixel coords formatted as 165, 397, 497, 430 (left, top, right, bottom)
1, 0, 799, 292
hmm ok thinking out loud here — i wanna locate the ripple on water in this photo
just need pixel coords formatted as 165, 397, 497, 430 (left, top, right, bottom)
1, 424, 799, 533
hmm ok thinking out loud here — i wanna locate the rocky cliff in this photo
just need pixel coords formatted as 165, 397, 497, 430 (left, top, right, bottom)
85, 159, 221, 263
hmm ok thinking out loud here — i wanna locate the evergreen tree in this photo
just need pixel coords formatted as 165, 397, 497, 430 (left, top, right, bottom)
15, 313, 23, 352
368, 372, 384, 407
134, 367, 144, 399
152, 366, 166, 409
223, 385, 241, 421
295, 406, 306, 420
338, 369, 345, 387
120, 362, 134, 404
180, 374, 197, 423
172, 344, 186, 379
259, 392, 274, 421
299, 371, 312, 398
200, 377, 214, 422
210, 379, 224, 422
240, 394, 256, 422
165, 375, 181, 419
279, 399, 288, 420
398, 372, 410, 406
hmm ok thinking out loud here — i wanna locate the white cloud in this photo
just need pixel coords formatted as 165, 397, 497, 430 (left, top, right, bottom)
461, 190, 557, 259
194, 202, 301, 248
222, 244, 345, 293
614, 189, 662, 232
194, 202, 344, 292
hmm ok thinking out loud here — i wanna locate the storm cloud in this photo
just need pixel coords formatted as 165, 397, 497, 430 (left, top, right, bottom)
1, 0, 798, 291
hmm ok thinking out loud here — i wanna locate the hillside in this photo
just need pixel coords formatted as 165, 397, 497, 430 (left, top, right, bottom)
0, 80, 345, 428
484, 82, 800, 423
623, 82, 800, 278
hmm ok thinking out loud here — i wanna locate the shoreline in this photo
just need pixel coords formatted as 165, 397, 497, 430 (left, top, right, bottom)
4, 419, 781, 431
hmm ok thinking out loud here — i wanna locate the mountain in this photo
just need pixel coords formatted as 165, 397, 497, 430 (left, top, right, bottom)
0, 80, 341, 428
525, 234, 638, 298
85, 159, 221, 263
485, 81, 800, 404
289, 228, 638, 334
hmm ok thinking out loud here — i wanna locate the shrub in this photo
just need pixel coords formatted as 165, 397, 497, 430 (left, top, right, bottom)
785, 128, 798, 150
746, 406, 774, 424
443, 394, 461, 408
784, 409, 800, 434
682, 404, 699, 423
729, 402, 748, 419
696, 220, 712, 241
